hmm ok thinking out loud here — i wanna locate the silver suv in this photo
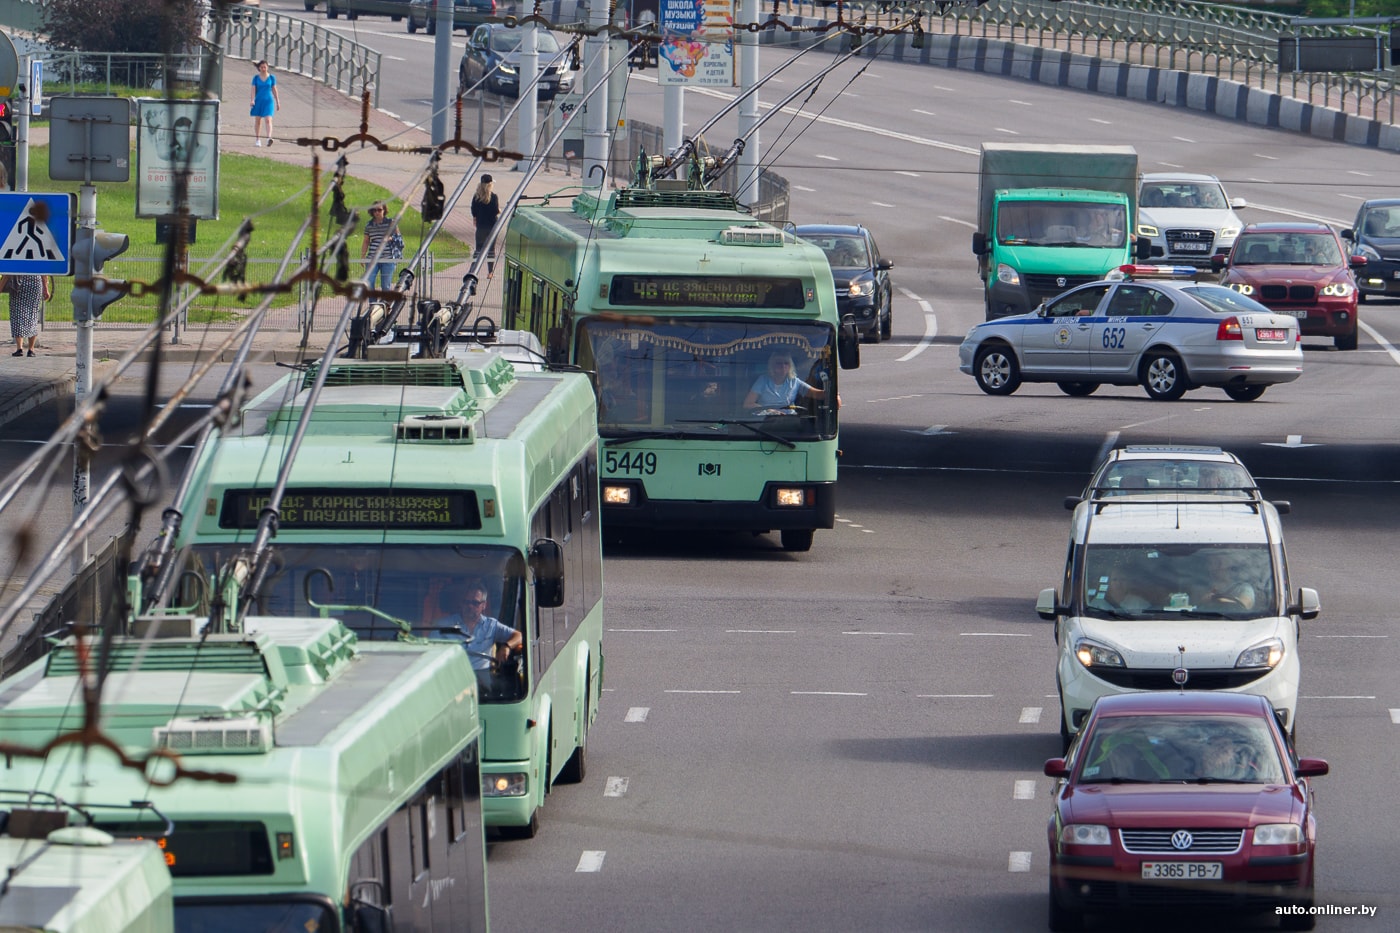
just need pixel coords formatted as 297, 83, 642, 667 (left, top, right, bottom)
1138, 173, 1247, 268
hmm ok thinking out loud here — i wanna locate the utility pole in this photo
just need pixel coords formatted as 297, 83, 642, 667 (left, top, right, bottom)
584, 0, 611, 187
736, 0, 760, 207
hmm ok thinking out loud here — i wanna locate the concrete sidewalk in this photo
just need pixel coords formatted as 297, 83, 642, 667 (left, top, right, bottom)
0, 64, 579, 429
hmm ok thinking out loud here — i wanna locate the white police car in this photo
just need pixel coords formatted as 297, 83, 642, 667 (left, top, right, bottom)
957, 266, 1303, 401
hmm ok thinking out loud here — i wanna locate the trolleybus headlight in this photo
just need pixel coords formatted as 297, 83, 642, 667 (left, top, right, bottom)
483, 772, 529, 797
774, 487, 807, 507
602, 485, 634, 505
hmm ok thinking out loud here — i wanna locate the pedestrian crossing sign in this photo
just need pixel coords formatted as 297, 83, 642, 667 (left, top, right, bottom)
0, 193, 75, 275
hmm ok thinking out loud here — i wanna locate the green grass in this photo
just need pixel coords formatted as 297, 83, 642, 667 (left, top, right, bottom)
12, 147, 469, 325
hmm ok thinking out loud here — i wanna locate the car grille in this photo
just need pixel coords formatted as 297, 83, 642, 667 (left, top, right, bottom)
1025, 274, 1098, 303
1074, 879, 1298, 908
1090, 667, 1271, 690
1261, 284, 1316, 302
1120, 829, 1243, 854
1166, 229, 1215, 254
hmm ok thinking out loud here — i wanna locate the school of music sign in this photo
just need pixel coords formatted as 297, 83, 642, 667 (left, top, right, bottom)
658, 0, 734, 87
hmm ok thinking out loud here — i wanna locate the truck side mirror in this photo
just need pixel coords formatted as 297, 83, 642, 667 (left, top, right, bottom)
971, 231, 988, 256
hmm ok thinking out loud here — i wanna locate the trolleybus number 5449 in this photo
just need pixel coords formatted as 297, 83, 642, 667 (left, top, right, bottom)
605, 450, 658, 475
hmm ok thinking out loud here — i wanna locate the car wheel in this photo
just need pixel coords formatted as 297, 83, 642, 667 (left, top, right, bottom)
864, 319, 880, 344
346, 8, 358, 19
1140, 351, 1188, 401
1334, 330, 1358, 351
780, 529, 814, 552
1047, 878, 1084, 932
1223, 384, 1267, 402
326, 3, 338, 18
1056, 382, 1098, 397
407, 16, 418, 32
880, 293, 892, 340
1358, 292, 1367, 304
304, 0, 316, 9
974, 344, 1021, 396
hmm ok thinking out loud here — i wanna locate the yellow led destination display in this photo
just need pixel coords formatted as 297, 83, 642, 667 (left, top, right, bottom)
221, 488, 481, 530
610, 275, 807, 309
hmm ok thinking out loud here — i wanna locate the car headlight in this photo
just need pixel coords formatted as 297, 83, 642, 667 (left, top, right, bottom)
995, 263, 1021, 287
1320, 280, 1354, 297
1252, 823, 1302, 846
1059, 824, 1111, 846
1236, 638, 1284, 669
498, 63, 517, 75
1227, 282, 1255, 296
1075, 639, 1124, 668
1137, 224, 1160, 238
847, 279, 872, 297
1219, 226, 1241, 239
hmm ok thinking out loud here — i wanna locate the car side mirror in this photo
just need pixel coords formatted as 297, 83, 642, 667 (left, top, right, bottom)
1340, 228, 1355, 241
1350, 254, 1367, 268
1044, 758, 1069, 778
1210, 254, 1227, 273
877, 258, 893, 271
1295, 757, 1329, 778
1271, 500, 1291, 515
1230, 197, 1247, 210
1036, 587, 1062, 621
1063, 495, 1083, 510
1290, 586, 1320, 621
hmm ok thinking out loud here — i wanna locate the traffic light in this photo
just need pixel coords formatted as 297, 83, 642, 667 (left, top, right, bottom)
71, 225, 130, 322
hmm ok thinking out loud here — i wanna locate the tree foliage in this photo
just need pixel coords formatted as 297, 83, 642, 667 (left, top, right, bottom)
45, 0, 205, 54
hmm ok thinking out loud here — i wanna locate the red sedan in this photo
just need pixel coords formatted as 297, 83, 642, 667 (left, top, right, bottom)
1044, 692, 1327, 931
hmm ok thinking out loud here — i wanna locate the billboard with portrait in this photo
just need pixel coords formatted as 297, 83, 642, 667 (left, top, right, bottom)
136, 99, 220, 220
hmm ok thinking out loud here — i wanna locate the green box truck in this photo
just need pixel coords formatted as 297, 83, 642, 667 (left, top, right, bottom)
971, 143, 1148, 320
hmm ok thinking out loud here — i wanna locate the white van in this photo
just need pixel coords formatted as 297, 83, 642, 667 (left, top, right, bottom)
1038, 492, 1319, 752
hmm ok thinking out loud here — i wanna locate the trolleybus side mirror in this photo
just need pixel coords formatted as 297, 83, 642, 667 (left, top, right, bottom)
837, 315, 860, 370
530, 538, 566, 608
546, 327, 568, 366
352, 903, 392, 933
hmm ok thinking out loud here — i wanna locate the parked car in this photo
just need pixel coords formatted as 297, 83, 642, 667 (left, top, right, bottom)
407, 0, 496, 35
1214, 221, 1364, 351
1045, 692, 1327, 931
459, 24, 576, 99
958, 269, 1303, 402
1065, 446, 1261, 509
1137, 172, 1246, 267
325, 0, 409, 21
1341, 198, 1400, 302
793, 224, 893, 343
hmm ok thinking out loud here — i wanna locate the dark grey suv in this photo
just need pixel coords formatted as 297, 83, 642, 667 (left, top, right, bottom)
794, 224, 894, 343
1342, 198, 1400, 302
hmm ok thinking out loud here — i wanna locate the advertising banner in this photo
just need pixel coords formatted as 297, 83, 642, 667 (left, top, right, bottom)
136, 99, 219, 220
658, 0, 734, 87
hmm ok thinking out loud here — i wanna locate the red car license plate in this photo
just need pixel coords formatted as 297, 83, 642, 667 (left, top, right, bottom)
1255, 328, 1288, 341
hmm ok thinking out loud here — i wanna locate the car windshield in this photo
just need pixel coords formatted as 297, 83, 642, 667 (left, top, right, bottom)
1081, 543, 1276, 620
1234, 233, 1342, 266
1140, 183, 1229, 210
1093, 459, 1255, 496
803, 235, 869, 268
490, 29, 562, 53
1179, 284, 1275, 316
1360, 208, 1399, 239
1078, 714, 1286, 784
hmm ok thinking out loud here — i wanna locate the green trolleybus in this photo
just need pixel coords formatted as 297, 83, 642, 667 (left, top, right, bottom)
172, 353, 602, 838
502, 187, 859, 551
0, 616, 488, 931
0, 827, 174, 933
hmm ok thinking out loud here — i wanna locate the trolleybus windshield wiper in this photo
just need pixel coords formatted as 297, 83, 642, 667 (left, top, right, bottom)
676, 419, 797, 449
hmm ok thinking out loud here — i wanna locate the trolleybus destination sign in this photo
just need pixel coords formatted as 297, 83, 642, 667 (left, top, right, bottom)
220, 489, 482, 530
609, 274, 806, 309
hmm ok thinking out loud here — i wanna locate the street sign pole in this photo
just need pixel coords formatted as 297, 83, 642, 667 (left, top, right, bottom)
15, 58, 28, 192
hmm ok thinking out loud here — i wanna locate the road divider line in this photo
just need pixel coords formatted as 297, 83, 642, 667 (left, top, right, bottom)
1020, 707, 1043, 724
608, 628, 678, 633
1300, 695, 1375, 699
962, 632, 1033, 637
576, 851, 606, 873
727, 629, 797, 634
624, 707, 649, 722
1009, 851, 1032, 872
1013, 780, 1036, 800
665, 690, 741, 694
1359, 319, 1400, 366
1315, 634, 1387, 638
843, 631, 913, 636
793, 691, 867, 696
917, 694, 994, 698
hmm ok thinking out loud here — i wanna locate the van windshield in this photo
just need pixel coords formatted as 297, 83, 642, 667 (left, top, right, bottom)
1082, 544, 1276, 619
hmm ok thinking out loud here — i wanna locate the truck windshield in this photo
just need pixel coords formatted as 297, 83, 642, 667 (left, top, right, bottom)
998, 201, 1126, 248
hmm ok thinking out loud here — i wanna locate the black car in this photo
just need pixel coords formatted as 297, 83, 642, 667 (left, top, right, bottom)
458, 24, 575, 99
1342, 198, 1400, 302
324, 0, 409, 21
407, 0, 497, 35
794, 224, 894, 343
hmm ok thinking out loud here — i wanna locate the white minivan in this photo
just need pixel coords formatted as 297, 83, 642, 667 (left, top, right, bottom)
1039, 491, 1319, 752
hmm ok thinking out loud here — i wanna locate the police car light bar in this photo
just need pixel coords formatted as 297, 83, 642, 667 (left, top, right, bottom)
1117, 264, 1200, 278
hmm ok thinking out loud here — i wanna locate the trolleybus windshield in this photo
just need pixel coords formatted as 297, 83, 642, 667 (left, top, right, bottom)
577, 319, 837, 438
186, 543, 529, 702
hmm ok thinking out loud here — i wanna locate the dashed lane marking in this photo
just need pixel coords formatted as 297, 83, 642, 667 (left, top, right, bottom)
604, 777, 629, 797
609, 628, 678, 633
1390, 709, 1400, 724
793, 691, 868, 696
665, 689, 741, 694
939, 214, 977, 229
576, 851, 606, 872
727, 629, 797, 634
1019, 707, 1043, 724
961, 632, 1033, 637
896, 170, 921, 177
872, 201, 894, 208
842, 631, 913, 636
1301, 695, 1375, 699
918, 694, 994, 698
816, 154, 840, 161
1013, 780, 1036, 800
1009, 852, 1032, 872
625, 707, 649, 722
1315, 634, 1387, 638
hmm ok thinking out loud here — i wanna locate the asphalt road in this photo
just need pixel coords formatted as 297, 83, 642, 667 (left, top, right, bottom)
5, 8, 1399, 930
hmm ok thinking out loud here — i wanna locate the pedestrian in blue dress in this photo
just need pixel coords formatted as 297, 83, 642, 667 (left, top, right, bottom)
250, 60, 280, 147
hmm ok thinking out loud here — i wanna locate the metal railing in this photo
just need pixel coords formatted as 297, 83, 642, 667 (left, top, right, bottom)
214, 8, 382, 106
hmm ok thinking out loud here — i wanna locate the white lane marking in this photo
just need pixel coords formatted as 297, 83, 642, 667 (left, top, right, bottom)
847, 523, 865, 528
896, 285, 938, 362
1348, 170, 1372, 176
1157, 161, 1182, 168
1090, 118, 1112, 124
604, 776, 629, 797
1390, 709, 1400, 724
609, 628, 678, 632
1254, 152, 1279, 159
962, 632, 1033, 637
871, 393, 926, 401
665, 689, 741, 694
843, 631, 913, 636
896, 170, 921, 177
1248, 202, 1349, 226
933, 84, 954, 91
1359, 319, 1400, 366
1019, 707, 1043, 724
1009, 851, 1032, 872
816, 154, 841, 161
872, 201, 894, 208
792, 691, 868, 696
576, 851, 606, 872
994, 127, 1020, 135
727, 629, 797, 634
1094, 430, 1121, 470
1013, 780, 1037, 800
1263, 434, 1319, 448
795, 184, 817, 192
1009, 99, 1033, 106
912, 109, 936, 116
1315, 634, 1387, 638
1338, 193, 1367, 201
1173, 136, 1195, 143
939, 214, 977, 229
625, 707, 649, 722
862, 529, 874, 533
1300, 695, 1375, 699
904, 424, 954, 436
918, 694, 994, 698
